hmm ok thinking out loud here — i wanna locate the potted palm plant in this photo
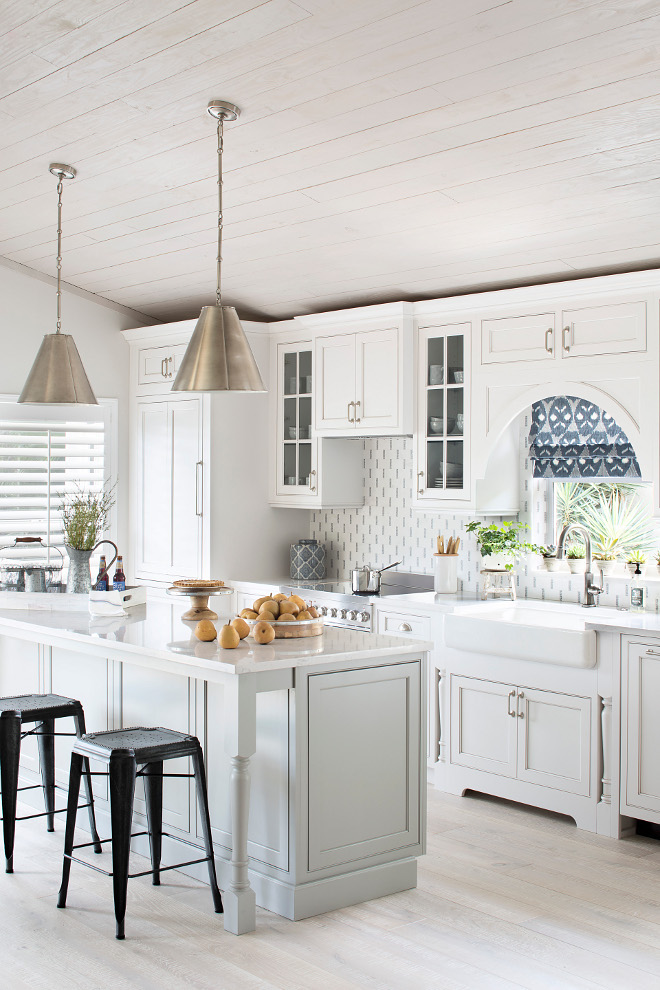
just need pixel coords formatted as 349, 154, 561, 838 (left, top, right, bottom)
61, 484, 116, 593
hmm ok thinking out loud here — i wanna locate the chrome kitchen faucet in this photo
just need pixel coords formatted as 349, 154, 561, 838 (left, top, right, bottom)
556, 523, 603, 607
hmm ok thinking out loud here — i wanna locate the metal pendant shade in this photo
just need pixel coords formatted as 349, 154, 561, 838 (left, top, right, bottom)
19, 333, 97, 404
172, 305, 266, 392
173, 101, 266, 393
19, 164, 97, 405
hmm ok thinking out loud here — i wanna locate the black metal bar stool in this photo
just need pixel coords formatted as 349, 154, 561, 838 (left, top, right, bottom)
57, 726, 223, 940
0, 693, 102, 873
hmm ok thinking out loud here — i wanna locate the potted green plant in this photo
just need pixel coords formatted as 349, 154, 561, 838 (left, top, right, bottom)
539, 545, 561, 572
625, 549, 647, 577
592, 539, 618, 576
61, 484, 115, 593
465, 520, 540, 572
566, 542, 586, 574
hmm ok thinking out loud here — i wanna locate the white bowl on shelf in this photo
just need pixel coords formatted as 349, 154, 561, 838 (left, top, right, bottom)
429, 417, 444, 434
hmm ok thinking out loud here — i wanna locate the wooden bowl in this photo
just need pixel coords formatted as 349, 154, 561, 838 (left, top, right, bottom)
244, 616, 323, 639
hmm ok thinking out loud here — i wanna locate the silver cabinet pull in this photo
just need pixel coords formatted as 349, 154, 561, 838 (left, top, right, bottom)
308, 469, 317, 493
398, 622, 412, 633
562, 325, 571, 352
195, 461, 203, 516
168, 355, 174, 378
645, 648, 660, 656
545, 327, 553, 353
161, 358, 168, 378
347, 401, 355, 423
507, 689, 516, 717
354, 399, 361, 423
417, 470, 425, 495
517, 690, 525, 718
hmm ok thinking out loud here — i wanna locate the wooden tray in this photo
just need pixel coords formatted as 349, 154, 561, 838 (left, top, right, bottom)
245, 616, 323, 639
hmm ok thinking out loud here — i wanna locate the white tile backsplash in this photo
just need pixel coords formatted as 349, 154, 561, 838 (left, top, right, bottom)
310, 434, 660, 611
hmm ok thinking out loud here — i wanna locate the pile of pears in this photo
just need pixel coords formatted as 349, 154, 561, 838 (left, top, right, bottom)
194, 592, 319, 649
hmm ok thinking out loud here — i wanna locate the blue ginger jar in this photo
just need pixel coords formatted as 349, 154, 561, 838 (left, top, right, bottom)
290, 540, 326, 581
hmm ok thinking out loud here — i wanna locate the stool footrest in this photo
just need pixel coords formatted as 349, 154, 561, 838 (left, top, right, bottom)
3, 803, 92, 822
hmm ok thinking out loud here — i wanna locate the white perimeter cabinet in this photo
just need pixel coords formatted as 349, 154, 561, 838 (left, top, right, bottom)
135, 396, 203, 582
315, 325, 411, 436
621, 639, 660, 821
450, 675, 591, 797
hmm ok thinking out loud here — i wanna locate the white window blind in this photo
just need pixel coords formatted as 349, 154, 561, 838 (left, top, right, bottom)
0, 403, 107, 566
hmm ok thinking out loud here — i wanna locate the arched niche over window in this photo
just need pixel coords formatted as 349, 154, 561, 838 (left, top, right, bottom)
528, 395, 641, 480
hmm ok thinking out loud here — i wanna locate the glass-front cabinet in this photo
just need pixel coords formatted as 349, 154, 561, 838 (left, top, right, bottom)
279, 344, 316, 496
415, 322, 470, 504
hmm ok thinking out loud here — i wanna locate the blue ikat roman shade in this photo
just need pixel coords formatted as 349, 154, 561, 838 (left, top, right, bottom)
528, 396, 640, 479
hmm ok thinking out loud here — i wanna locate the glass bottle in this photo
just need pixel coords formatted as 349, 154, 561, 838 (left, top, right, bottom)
113, 555, 126, 592
95, 555, 108, 591
630, 563, 645, 612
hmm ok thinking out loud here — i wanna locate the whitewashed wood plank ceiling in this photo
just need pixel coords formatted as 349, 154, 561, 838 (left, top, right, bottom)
1, 0, 659, 321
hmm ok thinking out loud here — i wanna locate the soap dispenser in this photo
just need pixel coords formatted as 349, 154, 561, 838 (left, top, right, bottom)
630, 563, 645, 612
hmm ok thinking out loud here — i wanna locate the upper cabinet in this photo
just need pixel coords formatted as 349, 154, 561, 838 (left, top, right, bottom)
310, 309, 413, 437
480, 300, 646, 367
137, 342, 189, 386
414, 322, 471, 505
270, 338, 363, 509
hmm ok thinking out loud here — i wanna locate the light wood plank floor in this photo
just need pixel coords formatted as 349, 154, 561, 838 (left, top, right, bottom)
2, 787, 660, 990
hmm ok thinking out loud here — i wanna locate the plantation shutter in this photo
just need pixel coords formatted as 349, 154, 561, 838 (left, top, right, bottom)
528, 396, 640, 480
0, 405, 107, 567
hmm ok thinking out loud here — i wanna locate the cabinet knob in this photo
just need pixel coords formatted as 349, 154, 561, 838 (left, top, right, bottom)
348, 610, 358, 621
330, 608, 338, 617
360, 611, 370, 623
398, 622, 412, 632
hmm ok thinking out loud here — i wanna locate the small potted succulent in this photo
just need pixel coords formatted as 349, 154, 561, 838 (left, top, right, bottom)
566, 542, 587, 574
539, 545, 559, 571
465, 520, 541, 572
625, 549, 646, 577
592, 539, 618, 576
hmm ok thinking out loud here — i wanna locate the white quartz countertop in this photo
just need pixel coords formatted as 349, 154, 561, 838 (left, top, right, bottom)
0, 601, 431, 676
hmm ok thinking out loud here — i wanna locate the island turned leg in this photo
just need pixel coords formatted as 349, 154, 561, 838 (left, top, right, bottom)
223, 673, 257, 935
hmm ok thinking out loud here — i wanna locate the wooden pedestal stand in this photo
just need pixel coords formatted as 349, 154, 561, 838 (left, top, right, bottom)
166, 585, 232, 620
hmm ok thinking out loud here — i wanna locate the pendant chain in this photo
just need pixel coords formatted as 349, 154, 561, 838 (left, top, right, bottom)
55, 178, 64, 334
216, 117, 223, 308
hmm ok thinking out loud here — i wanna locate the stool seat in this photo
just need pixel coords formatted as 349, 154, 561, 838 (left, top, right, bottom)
77, 726, 198, 762
0, 693, 83, 721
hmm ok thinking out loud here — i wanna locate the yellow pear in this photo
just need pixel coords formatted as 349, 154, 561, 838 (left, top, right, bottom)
253, 620, 275, 644
279, 601, 299, 616
277, 612, 295, 621
307, 606, 318, 618
219, 624, 240, 649
297, 610, 312, 621
253, 596, 269, 613
257, 610, 275, 623
240, 609, 258, 620
273, 592, 288, 601
261, 600, 280, 617
288, 594, 306, 610
194, 619, 217, 642
231, 617, 250, 640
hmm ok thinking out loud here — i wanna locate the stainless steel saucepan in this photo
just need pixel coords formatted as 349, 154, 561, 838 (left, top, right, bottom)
351, 560, 402, 594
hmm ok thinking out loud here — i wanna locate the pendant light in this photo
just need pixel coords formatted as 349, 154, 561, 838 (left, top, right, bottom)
19, 164, 97, 405
172, 101, 266, 393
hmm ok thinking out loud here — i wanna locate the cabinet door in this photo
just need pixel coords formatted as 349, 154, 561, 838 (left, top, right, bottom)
516, 687, 591, 796
307, 661, 421, 872
276, 343, 319, 501
137, 343, 188, 385
481, 313, 555, 364
622, 643, 660, 815
416, 323, 470, 503
450, 675, 517, 777
136, 400, 172, 578
355, 327, 400, 433
560, 301, 646, 358
170, 398, 203, 577
314, 334, 356, 433
135, 396, 202, 581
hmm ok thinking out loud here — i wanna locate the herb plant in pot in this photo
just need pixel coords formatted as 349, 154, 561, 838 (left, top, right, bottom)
465, 520, 540, 572
61, 484, 116, 593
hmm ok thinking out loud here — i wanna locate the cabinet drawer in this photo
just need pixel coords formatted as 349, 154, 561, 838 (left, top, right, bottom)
138, 344, 188, 385
481, 313, 555, 364
561, 301, 646, 358
377, 609, 431, 640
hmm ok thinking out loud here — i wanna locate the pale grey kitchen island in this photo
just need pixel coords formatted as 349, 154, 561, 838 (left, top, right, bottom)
0, 599, 429, 934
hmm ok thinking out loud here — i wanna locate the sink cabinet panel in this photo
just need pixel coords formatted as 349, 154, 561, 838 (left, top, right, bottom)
621, 640, 660, 819
517, 687, 591, 797
450, 676, 517, 778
